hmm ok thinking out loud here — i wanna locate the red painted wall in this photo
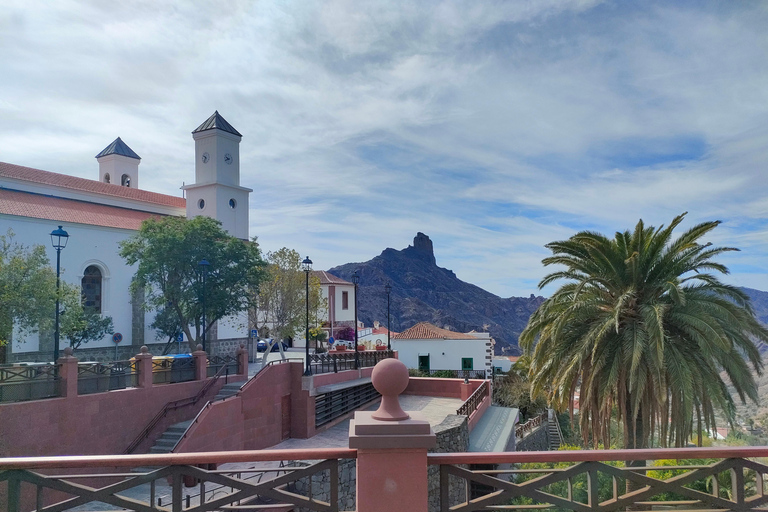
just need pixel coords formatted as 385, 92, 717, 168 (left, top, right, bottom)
403, 377, 483, 399
174, 362, 309, 453
0, 376, 242, 457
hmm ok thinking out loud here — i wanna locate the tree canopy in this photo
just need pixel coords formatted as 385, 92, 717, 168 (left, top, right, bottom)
119, 216, 267, 351
253, 247, 326, 342
0, 230, 57, 356
520, 213, 768, 449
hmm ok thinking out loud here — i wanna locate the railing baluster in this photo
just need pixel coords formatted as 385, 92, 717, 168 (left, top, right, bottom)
172, 469, 182, 512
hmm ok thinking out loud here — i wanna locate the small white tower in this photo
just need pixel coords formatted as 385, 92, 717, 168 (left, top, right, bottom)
182, 111, 252, 239
96, 137, 141, 188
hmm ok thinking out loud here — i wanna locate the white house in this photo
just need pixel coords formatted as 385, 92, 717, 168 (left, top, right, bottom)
311, 270, 356, 341
391, 322, 492, 378
0, 111, 252, 362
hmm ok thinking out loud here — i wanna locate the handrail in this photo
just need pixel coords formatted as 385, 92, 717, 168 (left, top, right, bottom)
427, 445, 768, 465
123, 363, 234, 454
0, 448, 358, 470
456, 379, 489, 416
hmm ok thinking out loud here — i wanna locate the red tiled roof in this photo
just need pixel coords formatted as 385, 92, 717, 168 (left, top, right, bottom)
312, 270, 352, 286
0, 162, 186, 208
393, 322, 472, 340
0, 189, 165, 230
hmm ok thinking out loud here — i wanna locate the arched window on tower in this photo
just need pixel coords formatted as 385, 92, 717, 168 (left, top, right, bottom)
82, 266, 102, 314
104, 173, 110, 184
121, 174, 131, 187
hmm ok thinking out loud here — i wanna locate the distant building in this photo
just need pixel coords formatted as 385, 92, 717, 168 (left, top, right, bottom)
358, 321, 396, 347
0, 111, 252, 362
311, 270, 356, 342
492, 355, 520, 374
392, 322, 492, 377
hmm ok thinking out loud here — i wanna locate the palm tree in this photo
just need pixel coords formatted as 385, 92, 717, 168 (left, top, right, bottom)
520, 213, 767, 449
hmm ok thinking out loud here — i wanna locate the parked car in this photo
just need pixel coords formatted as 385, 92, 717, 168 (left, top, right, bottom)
256, 339, 289, 352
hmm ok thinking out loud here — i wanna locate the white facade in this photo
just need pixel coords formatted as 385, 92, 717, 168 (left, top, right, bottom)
391, 322, 493, 377
0, 111, 252, 359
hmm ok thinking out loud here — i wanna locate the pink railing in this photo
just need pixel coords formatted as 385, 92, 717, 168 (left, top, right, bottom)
5, 447, 768, 512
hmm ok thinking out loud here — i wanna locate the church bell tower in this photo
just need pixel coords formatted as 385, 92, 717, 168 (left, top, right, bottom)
182, 111, 252, 239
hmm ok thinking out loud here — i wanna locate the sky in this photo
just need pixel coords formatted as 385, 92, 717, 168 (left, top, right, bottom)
1, 1, 767, 298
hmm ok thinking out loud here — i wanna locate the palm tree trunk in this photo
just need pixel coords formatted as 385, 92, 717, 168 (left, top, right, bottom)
625, 402, 646, 508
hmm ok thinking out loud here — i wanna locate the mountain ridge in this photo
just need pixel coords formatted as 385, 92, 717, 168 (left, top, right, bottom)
328, 233, 768, 355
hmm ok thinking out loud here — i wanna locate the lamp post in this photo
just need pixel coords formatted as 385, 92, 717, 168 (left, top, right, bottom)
352, 270, 360, 369
385, 282, 392, 350
198, 259, 210, 352
302, 256, 313, 376
50, 226, 69, 364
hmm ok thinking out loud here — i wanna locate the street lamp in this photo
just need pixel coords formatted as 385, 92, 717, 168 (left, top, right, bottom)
352, 270, 360, 369
50, 226, 69, 364
302, 256, 313, 376
385, 282, 392, 350
198, 259, 210, 352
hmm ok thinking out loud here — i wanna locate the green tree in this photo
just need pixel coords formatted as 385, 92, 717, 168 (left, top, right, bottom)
60, 282, 114, 349
253, 248, 326, 342
0, 230, 57, 360
520, 213, 767, 450
119, 216, 267, 352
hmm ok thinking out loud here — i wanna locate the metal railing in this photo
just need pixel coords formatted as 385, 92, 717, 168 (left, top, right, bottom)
152, 356, 196, 384
309, 350, 395, 374
315, 382, 380, 428
0, 448, 357, 512
456, 379, 489, 417
429, 447, 768, 512
412, 368, 488, 379
77, 360, 138, 395
206, 355, 238, 377
0, 364, 59, 403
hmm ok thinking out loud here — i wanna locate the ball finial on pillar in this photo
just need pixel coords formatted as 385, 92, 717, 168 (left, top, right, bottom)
371, 358, 410, 421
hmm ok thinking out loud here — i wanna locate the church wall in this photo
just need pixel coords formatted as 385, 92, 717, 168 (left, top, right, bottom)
1, 215, 155, 358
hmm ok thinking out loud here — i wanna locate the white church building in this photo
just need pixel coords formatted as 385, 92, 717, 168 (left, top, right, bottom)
0, 111, 252, 362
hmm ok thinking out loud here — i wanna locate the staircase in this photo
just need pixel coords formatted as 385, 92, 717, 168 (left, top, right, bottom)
213, 382, 243, 401
547, 410, 563, 451
148, 383, 242, 454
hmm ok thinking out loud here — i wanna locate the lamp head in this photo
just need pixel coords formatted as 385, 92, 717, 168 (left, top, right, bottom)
352, 270, 359, 285
302, 256, 313, 272
385, 282, 392, 294
50, 226, 69, 250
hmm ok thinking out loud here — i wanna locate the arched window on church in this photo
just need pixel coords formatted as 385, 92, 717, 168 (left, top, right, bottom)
82, 266, 102, 314
104, 173, 110, 184
121, 174, 131, 187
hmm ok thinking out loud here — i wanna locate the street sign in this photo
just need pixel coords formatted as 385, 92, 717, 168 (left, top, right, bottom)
251, 329, 258, 338
112, 332, 123, 344
177, 332, 184, 342
328, 336, 335, 345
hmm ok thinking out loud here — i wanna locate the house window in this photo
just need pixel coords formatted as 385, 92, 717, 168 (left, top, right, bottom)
461, 357, 473, 370
342, 291, 349, 310
418, 354, 430, 371
82, 266, 102, 314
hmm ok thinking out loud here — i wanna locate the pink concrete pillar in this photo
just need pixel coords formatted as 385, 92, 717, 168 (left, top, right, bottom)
193, 345, 207, 381
57, 347, 79, 398
237, 344, 248, 376
350, 358, 436, 512
135, 346, 153, 388
460, 381, 473, 401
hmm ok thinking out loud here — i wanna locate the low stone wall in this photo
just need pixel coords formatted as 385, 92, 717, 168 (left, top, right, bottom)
516, 420, 550, 451
429, 414, 469, 512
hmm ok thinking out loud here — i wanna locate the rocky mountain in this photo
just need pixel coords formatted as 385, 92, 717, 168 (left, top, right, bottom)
328, 233, 768, 357
328, 233, 543, 355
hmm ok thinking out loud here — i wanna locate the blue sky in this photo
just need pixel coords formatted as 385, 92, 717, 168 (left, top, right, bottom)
1, 1, 767, 297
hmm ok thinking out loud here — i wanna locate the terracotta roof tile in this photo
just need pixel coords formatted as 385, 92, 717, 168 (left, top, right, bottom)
0, 189, 164, 230
0, 162, 186, 208
312, 270, 352, 286
393, 322, 472, 340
